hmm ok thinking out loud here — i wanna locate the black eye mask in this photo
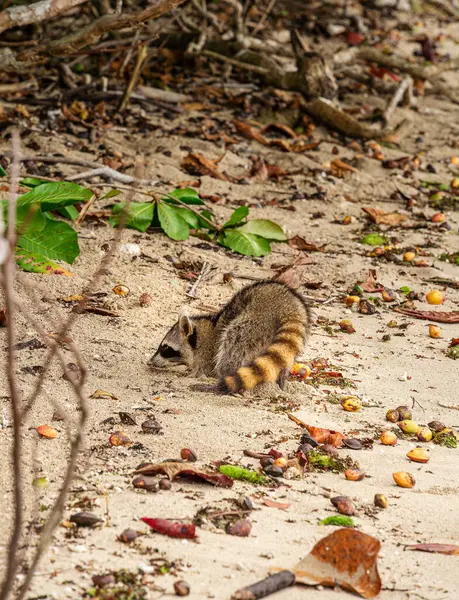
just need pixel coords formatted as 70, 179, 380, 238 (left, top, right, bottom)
159, 344, 181, 359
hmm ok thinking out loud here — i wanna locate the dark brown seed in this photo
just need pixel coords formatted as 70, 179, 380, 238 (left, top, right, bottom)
331, 495, 355, 516
342, 438, 363, 450
428, 420, 446, 433
260, 457, 275, 468
237, 496, 254, 511
101, 417, 116, 426
92, 573, 116, 587
180, 448, 198, 462
226, 518, 252, 537
118, 528, 139, 543
396, 405, 412, 421
320, 444, 339, 457
174, 580, 191, 596
159, 478, 172, 491
300, 433, 319, 447
358, 299, 376, 315
51, 409, 65, 422
139, 293, 152, 306
141, 419, 162, 434
119, 412, 137, 426
263, 465, 284, 478
223, 273, 233, 283
70, 512, 102, 527
297, 443, 314, 455
132, 475, 159, 492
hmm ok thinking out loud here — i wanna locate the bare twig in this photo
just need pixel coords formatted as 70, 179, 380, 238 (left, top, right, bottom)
19, 0, 187, 60
201, 49, 269, 75
118, 29, 141, 76
0, 0, 89, 34
0, 130, 23, 600
186, 262, 213, 298
383, 76, 413, 127
75, 193, 97, 225
251, 0, 275, 35
66, 166, 159, 185
118, 42, 149, 112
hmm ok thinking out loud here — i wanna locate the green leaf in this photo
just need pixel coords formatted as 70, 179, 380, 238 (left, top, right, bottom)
18, 219, 79, 264
18, 182, 92, 212
320, 516, 354, 527
15, 247, 74, 275
163, 187, 205, 205
222, 206, 249, 228
59, 205, 79, 220
100, 189, 121, 200
360, 233, 388, 246
19, 177, 50, 188
219, 229, 271, 257
238, 219, 287, 241
157, 201, 189, 241
109, 202, 154, 232
1, 202, 47, 234
197, 209, 215, 230
0, 164, 6, 177
169, 205, 199, 228
399, 286, 411, 295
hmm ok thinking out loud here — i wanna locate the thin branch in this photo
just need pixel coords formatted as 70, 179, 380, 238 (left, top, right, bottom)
118, 42, 149, 112
19, 0, 188, 60
383, 76, 413, 127
201, 49, 269, 75
0, 0, 89, 34
0, 130, 23, 600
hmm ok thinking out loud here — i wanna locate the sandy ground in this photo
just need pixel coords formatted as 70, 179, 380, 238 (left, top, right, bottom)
2, 21, 459, 600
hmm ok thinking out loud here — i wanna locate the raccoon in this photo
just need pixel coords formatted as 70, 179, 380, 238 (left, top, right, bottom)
149, 281, 311, 393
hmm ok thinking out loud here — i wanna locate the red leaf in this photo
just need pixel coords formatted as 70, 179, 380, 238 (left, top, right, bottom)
407, 543, 459, 555
142, 518, 197, 539
394, 308, 459, 323
347, 32, 365, 46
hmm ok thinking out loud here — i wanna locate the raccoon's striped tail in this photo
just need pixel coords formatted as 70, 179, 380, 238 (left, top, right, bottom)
224, 320, 306, 393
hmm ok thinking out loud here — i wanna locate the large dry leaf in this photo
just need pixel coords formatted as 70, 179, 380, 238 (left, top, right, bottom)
292, 529, 381, 598
407, 543, 459, 555
182, 152, 231, 181
362, 207, 408, 226
234, 120, 270, 145
234, 120, 321, 153
135, 461, 234, 487
330, 158, 359, 177
289, 235, 326, 252
394, 308, 459, 323
361, 269, 384, 293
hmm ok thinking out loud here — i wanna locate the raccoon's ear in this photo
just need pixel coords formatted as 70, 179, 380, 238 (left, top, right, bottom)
179, 310, 194, 338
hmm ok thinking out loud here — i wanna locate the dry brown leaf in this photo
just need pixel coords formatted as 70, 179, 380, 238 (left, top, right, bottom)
330, 158, 359, 177
234, 120, 270, 145
291, 529, 381, 598
135, 461, 233, 487
182, 152, 231, 181
407, 543, 459, 555
362, 207, 408, 226
289, 236, 326, 252
394, 308, 459, 323
361, 269, 384, 293
263, 498, 291, 511
262, 123, 297, 139
90, 389, 119, 400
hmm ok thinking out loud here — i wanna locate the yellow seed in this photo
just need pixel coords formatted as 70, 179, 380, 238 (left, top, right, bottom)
451, 178, 459, 189
398, 420, 421, 435
403, 251, 416, 262
407, 448, 430, 463
386, 408, 400, 423
344, 295, 360, 306
426, 290, 444, 305
374, 494, 388, 508
113, 285, 130, 296
339, 319, 356, 333
429, 325, 442, 338
345, 468, 364, 481
431, 212, 445, 223
380, 431, 397, 446
450, 156, 459, 165
341, 396, 362, 412
417, 427, 433, 442
393, 471, 415, 488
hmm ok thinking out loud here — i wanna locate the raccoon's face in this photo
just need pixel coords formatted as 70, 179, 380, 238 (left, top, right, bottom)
148, 315, 196, 369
